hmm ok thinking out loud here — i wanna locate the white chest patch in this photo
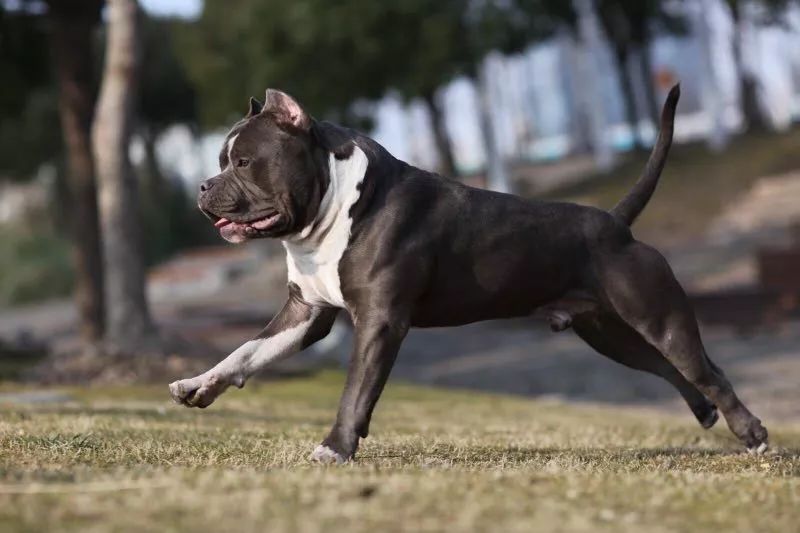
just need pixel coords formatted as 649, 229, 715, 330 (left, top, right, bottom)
283, 146, 368, 308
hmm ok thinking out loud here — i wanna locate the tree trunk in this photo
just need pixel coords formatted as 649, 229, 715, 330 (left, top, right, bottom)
613, 47, 644, 151
140, 125, 166, 196
421, 90, 457, 177
637, 43, 660, 128
571, 0, 615, 170
47, 0, 105, 344
92, 0, 155, 353
691, 0, 729, 150
597, 1, 644, 151
562, 32, 592, 155
139, 125, 173, 265
729, 2, 767, 132
734, 44, 766, 132
475, 60, 511, 194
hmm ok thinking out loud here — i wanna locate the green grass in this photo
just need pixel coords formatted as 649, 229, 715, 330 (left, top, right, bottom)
0, 223, 73, 306
0, 371, 798, 532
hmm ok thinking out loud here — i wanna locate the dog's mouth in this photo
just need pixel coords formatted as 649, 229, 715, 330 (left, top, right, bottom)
206, 211, 283, 243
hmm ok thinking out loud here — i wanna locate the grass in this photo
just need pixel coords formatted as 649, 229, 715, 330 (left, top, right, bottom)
0, 371, 798, 532
544, 128, 800, 244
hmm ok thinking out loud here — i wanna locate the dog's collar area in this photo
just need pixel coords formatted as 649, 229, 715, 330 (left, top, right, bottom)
286, 146, 368, 246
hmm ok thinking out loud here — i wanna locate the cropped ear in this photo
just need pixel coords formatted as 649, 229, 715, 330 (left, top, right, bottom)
263, 89, 312, 131
246, 96, 263, 118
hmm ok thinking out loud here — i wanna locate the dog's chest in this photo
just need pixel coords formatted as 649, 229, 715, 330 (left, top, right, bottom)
283, 146, 368, 308
284, 240, 349, 307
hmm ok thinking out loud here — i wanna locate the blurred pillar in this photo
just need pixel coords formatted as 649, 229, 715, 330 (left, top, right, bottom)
690, 0, 729, 150
560, 32, 591, 155
572, 0, 615, 171
727, 0, 770, 132
477, 56, 511, 194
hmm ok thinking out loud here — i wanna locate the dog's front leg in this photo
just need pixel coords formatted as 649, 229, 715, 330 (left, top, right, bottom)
311, 312, 409, 464
169, 287, 338, 408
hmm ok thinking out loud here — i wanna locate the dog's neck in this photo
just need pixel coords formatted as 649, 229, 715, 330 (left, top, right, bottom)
281, 145, 368, 308
283, 145, 368, 252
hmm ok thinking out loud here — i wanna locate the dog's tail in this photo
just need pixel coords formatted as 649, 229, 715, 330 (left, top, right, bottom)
610, 83, 680, 227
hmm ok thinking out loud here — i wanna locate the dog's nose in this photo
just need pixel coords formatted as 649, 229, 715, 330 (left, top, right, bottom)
199, 179, 215, 193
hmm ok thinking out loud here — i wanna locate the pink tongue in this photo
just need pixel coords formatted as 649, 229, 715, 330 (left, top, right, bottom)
214, 218, 231, 228
251, 214, 279, 230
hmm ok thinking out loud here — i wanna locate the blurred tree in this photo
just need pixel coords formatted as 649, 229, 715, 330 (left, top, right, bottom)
594, 0, 685, 150
178, 0, 392, 127
136, 15, 207, 266
178, 0, 565, 179
45, 0, 106, 343
464, 0, 568, 190
565, 0, 617, 168
388, 0, 469, 177
1, 2, 208, 346
723, 0, 794, 132
371, 0, 565, 182
92, 0, 156, 353
138, 16, 196, 180
0, 1, 105, 343
388, 0, 566, 178
545, 1, 687, 150
0, 5, 60, 178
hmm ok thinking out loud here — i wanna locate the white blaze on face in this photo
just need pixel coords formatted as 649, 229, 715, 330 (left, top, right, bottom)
283, 145, 369, 308
226, 133, 239, 170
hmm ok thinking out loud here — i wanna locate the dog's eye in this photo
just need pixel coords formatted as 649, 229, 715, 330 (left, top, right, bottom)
237, 158, 250, 168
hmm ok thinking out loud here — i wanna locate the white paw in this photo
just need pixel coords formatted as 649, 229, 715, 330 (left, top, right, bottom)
310, 445, 346, 465
168, 374, 227, 408
747, 442, 769, 455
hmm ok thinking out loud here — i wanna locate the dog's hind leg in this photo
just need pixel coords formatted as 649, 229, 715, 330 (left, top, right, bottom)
571, 311, 718, 429
594, 241, 768, 452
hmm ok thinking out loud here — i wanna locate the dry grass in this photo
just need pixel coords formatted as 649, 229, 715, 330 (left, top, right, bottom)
543, 129, 800, 245
0, 371, 798, 532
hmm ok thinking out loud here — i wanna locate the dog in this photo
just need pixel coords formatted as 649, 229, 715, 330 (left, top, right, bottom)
169, 86, 768, 463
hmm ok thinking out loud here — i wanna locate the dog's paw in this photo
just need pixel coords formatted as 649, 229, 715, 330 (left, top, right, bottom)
741, 418, 768, 454
747, 442, 769, 455
699, 405, 719, 430
168, 374, 227, 408
310, 445, 347, 465
548, 310, 572, 332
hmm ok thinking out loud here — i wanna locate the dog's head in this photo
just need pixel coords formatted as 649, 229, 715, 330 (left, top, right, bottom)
198, 90, 326, 243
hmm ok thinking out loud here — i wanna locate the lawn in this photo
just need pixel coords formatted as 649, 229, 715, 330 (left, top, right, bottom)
0, 371, 798, 532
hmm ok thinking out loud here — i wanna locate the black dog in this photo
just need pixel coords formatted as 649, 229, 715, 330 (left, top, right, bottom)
169, 86, 768, 462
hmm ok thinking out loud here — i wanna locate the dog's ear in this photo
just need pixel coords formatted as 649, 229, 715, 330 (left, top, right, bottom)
246, 96, 263, 118
263, 89, 311, 132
